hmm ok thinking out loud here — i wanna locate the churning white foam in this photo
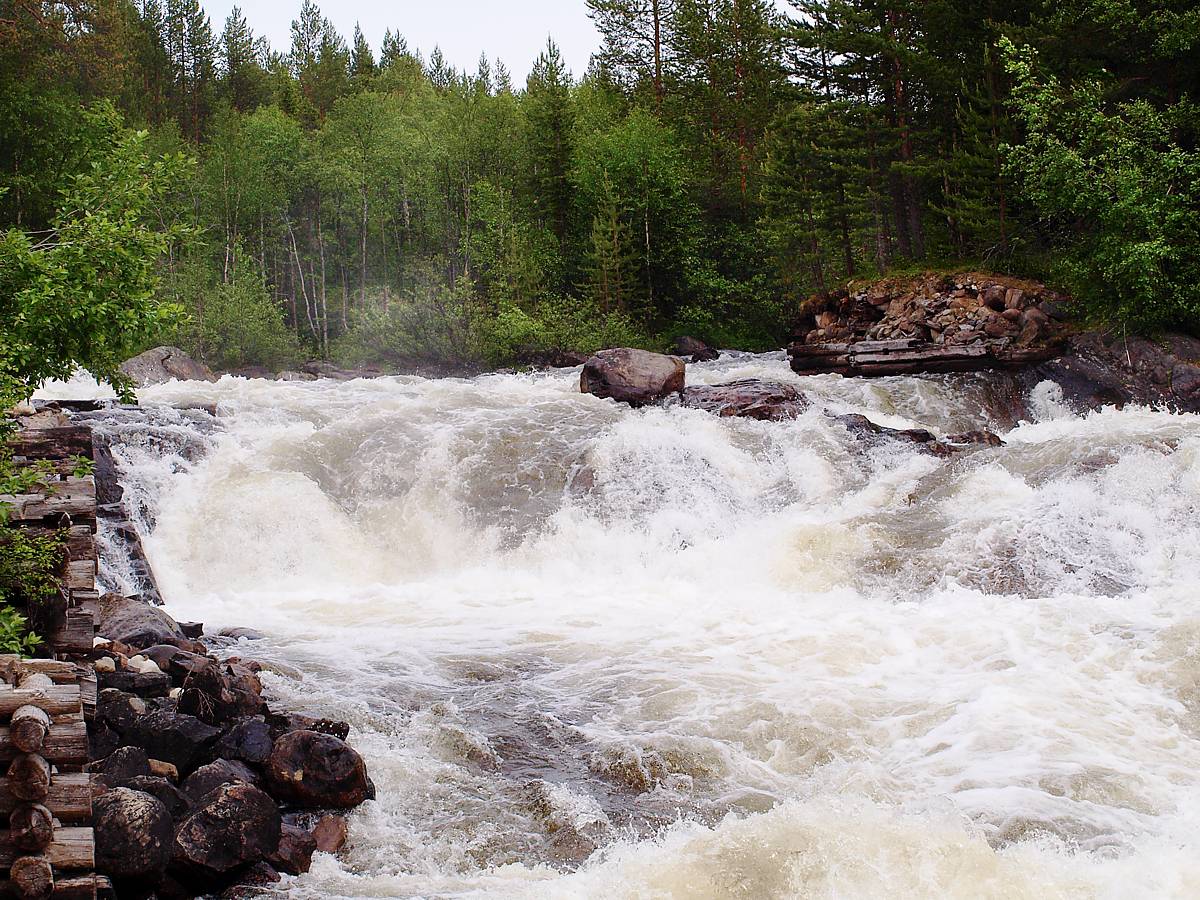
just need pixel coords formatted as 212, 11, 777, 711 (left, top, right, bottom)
80, 357, 1200, 897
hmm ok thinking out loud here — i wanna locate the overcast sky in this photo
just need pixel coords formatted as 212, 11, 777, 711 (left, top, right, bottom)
201, 1, 603, 82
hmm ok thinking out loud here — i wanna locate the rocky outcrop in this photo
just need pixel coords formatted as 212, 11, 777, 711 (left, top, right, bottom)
120, 346, 217, 386
679, 380, 809, 421
100, 593, 185, 647
580, 349, 686, 406
789, 273, 1071, 377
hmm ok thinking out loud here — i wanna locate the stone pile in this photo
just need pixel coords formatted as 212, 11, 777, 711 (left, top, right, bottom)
87, 595, 368, 897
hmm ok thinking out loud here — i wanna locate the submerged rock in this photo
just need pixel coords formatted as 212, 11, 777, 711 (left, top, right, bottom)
120, 346, 217, 387
833, 413, 1003, 456
268, 824, 317, 875
679, 380, 809, 421
580, 349, 686, 406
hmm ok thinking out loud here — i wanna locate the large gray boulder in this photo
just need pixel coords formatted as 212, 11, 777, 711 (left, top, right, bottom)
120, 347, 216, 387
580, 349, 685, 407
100, 593, 184, 650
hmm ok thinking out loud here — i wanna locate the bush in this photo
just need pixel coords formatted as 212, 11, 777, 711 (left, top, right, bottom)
473, 296, 650, 365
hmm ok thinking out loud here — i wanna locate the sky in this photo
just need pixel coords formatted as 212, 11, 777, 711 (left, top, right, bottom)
201, 1, 603, 82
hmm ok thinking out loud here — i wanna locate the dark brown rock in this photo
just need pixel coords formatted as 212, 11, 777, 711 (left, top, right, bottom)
125, 775, 191, 820
267, 712, 350, 742
131, 709, 221, 776
679, 380, 809, 421
580, 349, 686, 406
267, 824, 317, 875
93, 746, 151, 788
174, 783, 282, 875
266, 730, 370, 809
182, 759, 260, 801
95, 787, 174, 880
98, 668, 171, 697
673, 336, 719, 362
179, 622, 205, 639
215, 719, 274, 766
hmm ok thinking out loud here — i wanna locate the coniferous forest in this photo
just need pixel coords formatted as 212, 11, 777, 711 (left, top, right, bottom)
3, 0, 1200, 378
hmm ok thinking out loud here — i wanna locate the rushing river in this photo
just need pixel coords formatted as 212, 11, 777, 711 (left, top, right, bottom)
41, 353, 1200, 898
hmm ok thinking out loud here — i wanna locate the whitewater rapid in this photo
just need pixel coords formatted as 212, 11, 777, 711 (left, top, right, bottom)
51, 354, 1200, 898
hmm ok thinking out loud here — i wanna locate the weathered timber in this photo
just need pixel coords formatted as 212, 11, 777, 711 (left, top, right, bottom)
0, 828, 94, 870
0, 663, 76, 688
9, 805, 54, 853
0, 715, 88, 766
8, 854, 53, 899
0, 687, 81, 721
788, 339, 1063, 377
6, 758, 50, 804
45, 610, 94, 658
9, 709, 50, 755
0, 775, 91, 823
44, 875, 104, 900
0, 481, 96, 528
5, 428, 93, 463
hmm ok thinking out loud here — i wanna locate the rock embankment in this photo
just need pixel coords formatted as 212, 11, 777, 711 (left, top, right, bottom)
788, 273, 1071, 376
89, 595, 367, 897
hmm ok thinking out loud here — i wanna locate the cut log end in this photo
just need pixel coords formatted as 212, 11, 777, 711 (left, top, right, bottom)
8, 755, 52, 803
11, 706, 52, 755
10, 853, 54, 899
10, 803, 55, 852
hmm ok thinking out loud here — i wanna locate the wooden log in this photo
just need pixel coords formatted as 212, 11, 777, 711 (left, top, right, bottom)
0, 716, 87, 767
0, 662, 76, 687
9, 708, 50, 755
0, 775, 91, 823
0, 480, 96, 527
9, 805, 54, 853
6, 757, 50, 804
0, 828, 94, 870
45, 609, 95, 657
4, 427, 93, 462
63, 561, 94, 593
46, 875, 100, 900
9, 854, 53, 900
0, 687, 82, 719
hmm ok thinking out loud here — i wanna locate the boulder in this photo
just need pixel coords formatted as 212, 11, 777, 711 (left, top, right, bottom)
96, 689, 146, 738
580, 349, 686, 406
182, 759, 259, 802
93, 746, 151, 788
124, 775, 190, 820
174, 783, 282, 875
679, 380, 809, 421
100, 594, 184, 650
130, 709, 221, 776
267, 712, 350, 742
94, 788, 174, 880
265, 731, 371, 809
311, 814, 349, 854
98, 668, 171, 697
178, 660, 267, 724
673, 336, 719, 362
267, 824, 317, 875
120, 347, 216, 387
215, 719, 274, 766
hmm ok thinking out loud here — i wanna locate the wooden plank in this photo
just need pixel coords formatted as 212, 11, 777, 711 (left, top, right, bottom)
45, 611, 94, 657
5, 428, 93, 461
0, 776, 91, 824
63, 562, 94, 593
0, 480, 95, 527
0, 827, 94, 870
0, 663, 76, 687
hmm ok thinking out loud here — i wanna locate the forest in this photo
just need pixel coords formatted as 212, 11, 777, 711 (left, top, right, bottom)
2, 0, 1200, 382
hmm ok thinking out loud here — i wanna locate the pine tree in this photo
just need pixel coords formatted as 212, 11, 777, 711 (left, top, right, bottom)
379, 30, 408, 69
587, 0, 676, 108
524, 39, 575, 249
585, 173, 638, 314
350, 24, 376, 82
221, 6, 266, 111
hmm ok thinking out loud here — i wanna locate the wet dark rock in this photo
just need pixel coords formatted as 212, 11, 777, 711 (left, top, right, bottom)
946, 430, 1005, 447
180, 622, 205, 639
90, 721, 121, 761
130, 709, 221, 776
517, 349, 591, 369
173, 783, 282, 875
100, 593, 185, 650
580, 349, 686, 407
93, 746, 151, 788
311, 814, 349, 854
97, 689, 147, 737
679, 380, 809, 421
266, 730, 371, 809
178, 661, 267, 725
182, 759, 260, 802
267, 824, 317, 875
95, 788, 174, 880
120, 346, 217, 387
215, 719, 274, 766
834, 414, 1002, 456
673, 335, 719, 362
219, 627, 266, 641
267, 712, 350, 742
125, 775, 191, 820
98, 668, 171, 698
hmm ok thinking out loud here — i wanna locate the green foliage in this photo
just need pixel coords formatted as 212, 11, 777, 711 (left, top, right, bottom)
0, 111, 191, 397
0, 527, 56, 655
1002, 38, 1200, 330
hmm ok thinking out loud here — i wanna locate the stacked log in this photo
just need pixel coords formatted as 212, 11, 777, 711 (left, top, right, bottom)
0, 662, 106, 899
2, 424, 100, 660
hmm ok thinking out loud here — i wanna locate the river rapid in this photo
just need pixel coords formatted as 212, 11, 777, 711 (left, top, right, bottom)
42, 353, 1200, 898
